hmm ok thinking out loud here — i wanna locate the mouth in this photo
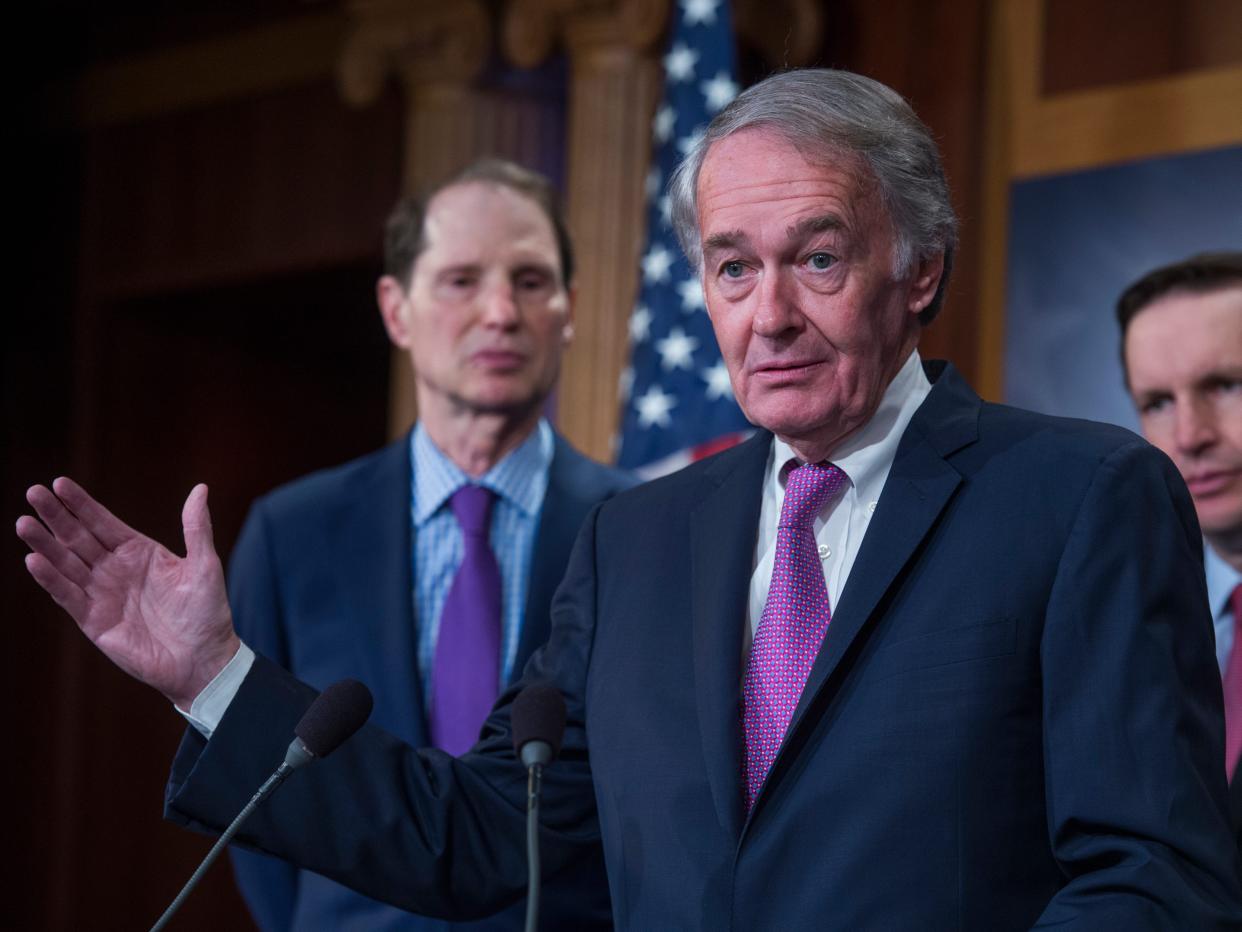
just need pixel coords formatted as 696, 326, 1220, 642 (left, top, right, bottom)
470, 349, 529, 371
751, 359, 824, 384
1184, 467, 1242, 497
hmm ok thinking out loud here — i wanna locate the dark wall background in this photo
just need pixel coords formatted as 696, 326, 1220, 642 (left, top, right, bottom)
10, 10, 403, 928
9, 1, 1228, 928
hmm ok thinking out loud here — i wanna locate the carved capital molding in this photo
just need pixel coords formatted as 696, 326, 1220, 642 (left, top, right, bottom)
338, 0, 490, 106
734, 0, 821, 68
504, 0, 670, 69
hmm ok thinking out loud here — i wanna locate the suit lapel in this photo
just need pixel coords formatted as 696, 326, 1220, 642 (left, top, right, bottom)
690, 432, 770, 841
333, 436, 427, 746
754, 363, 981, 817
516, 437, 600, 674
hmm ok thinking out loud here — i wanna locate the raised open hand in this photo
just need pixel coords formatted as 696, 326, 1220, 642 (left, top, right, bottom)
16, 478, 240, 708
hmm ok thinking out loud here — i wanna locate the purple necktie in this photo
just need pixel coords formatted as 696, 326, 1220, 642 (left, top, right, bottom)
430, 484, 502, 756
742, 461, 846, 812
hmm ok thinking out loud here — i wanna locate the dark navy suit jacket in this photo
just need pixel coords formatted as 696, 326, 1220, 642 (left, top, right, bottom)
226, 431, 632, 931
170, 363, 1242, 929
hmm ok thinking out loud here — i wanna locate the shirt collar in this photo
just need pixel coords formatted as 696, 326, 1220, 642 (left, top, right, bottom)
768, 348, 933, 502
411, 419, 553, 525
1205, 541, 1242, 620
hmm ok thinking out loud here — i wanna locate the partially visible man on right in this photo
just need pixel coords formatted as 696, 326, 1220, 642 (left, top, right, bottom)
1118, 251, 1242, 833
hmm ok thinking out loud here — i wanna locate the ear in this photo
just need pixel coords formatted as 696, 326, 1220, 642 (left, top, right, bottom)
561, 282, 577, 346
376, 275, 412, 349
906, 251, 945, 317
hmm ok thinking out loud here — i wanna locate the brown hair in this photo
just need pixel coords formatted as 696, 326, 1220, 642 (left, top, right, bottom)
1117, 251, 1242, 337
383, 158, 574, 288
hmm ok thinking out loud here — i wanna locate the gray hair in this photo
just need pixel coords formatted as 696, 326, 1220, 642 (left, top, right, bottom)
668, 69, 958, 324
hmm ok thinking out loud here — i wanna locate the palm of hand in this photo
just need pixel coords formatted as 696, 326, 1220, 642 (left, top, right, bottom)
18, 478, 238, 707
88, 535, 231, 700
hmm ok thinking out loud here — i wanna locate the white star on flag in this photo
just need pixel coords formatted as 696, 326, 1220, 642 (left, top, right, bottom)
682, 0, 720, 25
700, 71, 738, 113
618, 366, 635, 401
656, 327, 700, 371
646, 167, 662, 199
677, 126, 705, 156
629, 305, 653, 343
642, 244, 674, 284
658, 194, 673, 226
702, 360, 733, 400
653, 105, 676, 144
635, 384, 677, 428
664, 43, 699, 82
676, 278, 706, 312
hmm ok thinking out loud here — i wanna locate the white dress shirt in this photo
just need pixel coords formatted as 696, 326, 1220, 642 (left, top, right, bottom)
747, 349, 932, 648
1205, 543, 1242, 675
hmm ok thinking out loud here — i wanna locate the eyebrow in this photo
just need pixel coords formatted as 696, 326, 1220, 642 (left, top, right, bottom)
702, 214, 848, 257
788, 213, 846, 240
702, 229, 750, 256
1133, 366, 1242, 396
434, 263, 482, 278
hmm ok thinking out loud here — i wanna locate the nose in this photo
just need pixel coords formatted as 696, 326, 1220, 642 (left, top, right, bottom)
1173, 396, 1218, 455
480, 281, 520, 329
751, 266, 802, 339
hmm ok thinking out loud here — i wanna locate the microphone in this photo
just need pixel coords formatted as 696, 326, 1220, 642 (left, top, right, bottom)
511, 684, 567, 932
150, 679, 374, 932
285, 678, 375, 768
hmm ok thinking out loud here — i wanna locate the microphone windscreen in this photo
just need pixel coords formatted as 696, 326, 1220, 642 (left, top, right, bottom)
294, 679, 374, 758
511, 684, 567, 763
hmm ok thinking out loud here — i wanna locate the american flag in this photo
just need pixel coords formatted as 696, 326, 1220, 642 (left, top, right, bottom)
615, 0, 753, 477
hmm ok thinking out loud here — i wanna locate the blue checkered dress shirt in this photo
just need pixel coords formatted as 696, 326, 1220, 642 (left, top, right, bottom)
410, 420, 553, 703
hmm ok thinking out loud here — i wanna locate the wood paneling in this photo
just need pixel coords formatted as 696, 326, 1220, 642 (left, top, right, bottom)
977, 0, 1242, 400
1043, 0, 1242, 94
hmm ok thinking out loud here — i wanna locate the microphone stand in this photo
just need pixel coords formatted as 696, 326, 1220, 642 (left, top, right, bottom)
524, 760, 544, 932
150, 763, 295, 932
512, 684, 564, 932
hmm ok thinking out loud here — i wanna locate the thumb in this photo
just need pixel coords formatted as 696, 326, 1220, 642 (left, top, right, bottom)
182, 483, 219, 564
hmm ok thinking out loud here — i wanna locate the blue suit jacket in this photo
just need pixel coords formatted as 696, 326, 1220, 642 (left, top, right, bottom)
225, 431, 632, 931
170, 363, 1242, 929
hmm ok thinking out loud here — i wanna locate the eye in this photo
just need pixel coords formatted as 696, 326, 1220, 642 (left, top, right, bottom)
516, 270, 551, 291
722, 260, 746, 278
805, 252, 836, 271
1138, 395, 1172, 416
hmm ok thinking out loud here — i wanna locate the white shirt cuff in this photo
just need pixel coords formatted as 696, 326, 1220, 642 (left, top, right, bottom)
175, 642, 256, 738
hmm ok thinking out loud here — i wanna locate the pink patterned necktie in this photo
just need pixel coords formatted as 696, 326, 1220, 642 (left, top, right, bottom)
743, 460, 847, 813
1225, 584, 1242, 781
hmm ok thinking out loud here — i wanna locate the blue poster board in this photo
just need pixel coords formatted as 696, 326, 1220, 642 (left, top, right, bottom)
1003, 146, 1242, 430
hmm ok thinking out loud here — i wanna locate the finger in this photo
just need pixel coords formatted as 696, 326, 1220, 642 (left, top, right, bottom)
24, 552, 89, 623
50, 476, 138, 552
26, 484, 109, 567
15, 514, 93, 589
181, 484, 219, 565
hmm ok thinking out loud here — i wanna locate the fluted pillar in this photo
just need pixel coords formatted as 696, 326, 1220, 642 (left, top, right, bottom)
504, 0, 670, 461
340, 0, 493, 437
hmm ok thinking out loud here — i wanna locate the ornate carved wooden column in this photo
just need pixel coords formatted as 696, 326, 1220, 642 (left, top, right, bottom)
339, 0, 492, 437
505, 0, 670, 462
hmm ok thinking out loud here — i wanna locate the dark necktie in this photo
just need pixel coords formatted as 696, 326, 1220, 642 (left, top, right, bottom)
742, 461, 846, 812
429, 484, 502, 756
